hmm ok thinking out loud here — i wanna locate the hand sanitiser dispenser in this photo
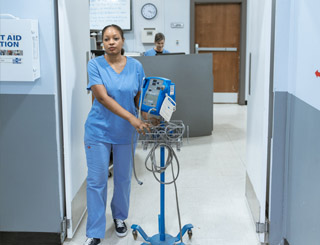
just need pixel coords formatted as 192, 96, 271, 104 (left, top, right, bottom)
140, 77, 176, 121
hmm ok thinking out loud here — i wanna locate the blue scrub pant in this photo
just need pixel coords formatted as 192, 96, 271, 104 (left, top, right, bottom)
85, 141, 135, 238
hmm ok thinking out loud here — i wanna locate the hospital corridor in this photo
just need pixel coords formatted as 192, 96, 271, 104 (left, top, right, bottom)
62, 104, 259, 245
1, 0, 320, 245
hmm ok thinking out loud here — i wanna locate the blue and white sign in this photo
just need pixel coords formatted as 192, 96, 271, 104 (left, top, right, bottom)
0, 19, 40, 82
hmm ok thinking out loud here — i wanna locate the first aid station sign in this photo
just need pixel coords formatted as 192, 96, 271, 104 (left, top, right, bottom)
0, 18, 40, 82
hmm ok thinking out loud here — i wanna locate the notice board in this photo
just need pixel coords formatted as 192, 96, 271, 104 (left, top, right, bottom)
89, 0, 132, 31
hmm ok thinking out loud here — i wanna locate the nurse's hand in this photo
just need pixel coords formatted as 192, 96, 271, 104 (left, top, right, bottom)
129, 116, 150, 135
141, 111, 160, 126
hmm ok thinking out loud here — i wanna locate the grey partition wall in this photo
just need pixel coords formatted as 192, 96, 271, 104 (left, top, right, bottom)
134, 54, 213, 137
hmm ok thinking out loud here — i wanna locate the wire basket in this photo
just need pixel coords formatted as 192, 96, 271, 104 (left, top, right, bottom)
138, 120, 186, 151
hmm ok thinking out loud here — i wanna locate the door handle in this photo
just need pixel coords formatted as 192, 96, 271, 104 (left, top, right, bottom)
86, 51, 90, 94
195, 43, 237, 54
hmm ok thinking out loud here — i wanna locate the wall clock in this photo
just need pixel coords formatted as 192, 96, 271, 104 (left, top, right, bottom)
141, 3, 157, 20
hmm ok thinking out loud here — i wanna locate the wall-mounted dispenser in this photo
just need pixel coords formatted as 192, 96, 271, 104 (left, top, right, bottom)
141, 28, 156, 44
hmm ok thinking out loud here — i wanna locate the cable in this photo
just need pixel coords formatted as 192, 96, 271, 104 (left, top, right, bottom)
137, 77, 145, 120
131, 76, 147, 185
170, 154, 183, 243
144, 141, 184, 243
131, 130, 143, 185
165, 121, 185, 140
144, 143, 180, 185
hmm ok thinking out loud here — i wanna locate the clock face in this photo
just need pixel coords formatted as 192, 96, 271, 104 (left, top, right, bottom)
141, 3, 157, 20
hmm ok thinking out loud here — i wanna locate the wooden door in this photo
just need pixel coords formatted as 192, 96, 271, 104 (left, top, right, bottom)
195, 3, 241, 102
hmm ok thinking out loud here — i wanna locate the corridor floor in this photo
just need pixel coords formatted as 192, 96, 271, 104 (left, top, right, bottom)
63, 104, 260, 245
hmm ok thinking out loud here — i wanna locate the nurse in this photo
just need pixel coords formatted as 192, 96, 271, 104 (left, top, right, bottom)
144, 32, 170, 56
84, 24, 149, 245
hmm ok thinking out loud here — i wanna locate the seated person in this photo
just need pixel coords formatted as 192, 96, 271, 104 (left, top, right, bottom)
144, 33, 170, 56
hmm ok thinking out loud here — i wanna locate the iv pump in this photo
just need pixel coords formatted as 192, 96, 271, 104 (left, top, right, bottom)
132, 76, 194, 244
139, 77, 176, 121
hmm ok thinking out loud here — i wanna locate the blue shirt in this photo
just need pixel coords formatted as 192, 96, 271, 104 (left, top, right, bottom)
85, 56, 145, 144
144, 48, 170, 56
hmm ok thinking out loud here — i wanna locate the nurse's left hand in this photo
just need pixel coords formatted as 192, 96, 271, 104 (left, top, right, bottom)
141, 111, 160, 126
129, 116, 150, 135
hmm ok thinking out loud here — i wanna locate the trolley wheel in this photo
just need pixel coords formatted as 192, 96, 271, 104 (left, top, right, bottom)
187, 229, 192, 239
132, 230, 138, 240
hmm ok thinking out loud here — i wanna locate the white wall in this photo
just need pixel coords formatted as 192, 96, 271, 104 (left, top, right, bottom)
273, 0, 292, 92
123, 0, 190, 54
290, 0, 320, 110
164, 0, 190, 54
0, 0, 65, 233
274, 0, 320, 110
0, 0, 59, 95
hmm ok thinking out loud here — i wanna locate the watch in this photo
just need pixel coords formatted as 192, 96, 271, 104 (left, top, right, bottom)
141, 3, 157, 20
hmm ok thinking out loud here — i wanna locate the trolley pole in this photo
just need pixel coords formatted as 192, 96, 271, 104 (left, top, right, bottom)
131, 120, 193, 245
160, 146, 166, 241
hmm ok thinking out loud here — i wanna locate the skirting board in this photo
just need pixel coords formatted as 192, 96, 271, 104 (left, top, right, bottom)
245, 172, 260, 224
0, 232, 61, 245
214, 92, 238, 103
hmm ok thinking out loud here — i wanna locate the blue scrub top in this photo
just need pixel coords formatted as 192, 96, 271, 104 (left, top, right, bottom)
144, 48, 170, 56
85, 56, 145, 144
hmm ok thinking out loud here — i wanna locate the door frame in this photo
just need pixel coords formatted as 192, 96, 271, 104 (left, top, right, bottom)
57, 0, 91, 239
190, 0, 247, 105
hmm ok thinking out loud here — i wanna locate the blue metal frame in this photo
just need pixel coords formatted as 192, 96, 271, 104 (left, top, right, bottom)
131, 146, 193, 244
